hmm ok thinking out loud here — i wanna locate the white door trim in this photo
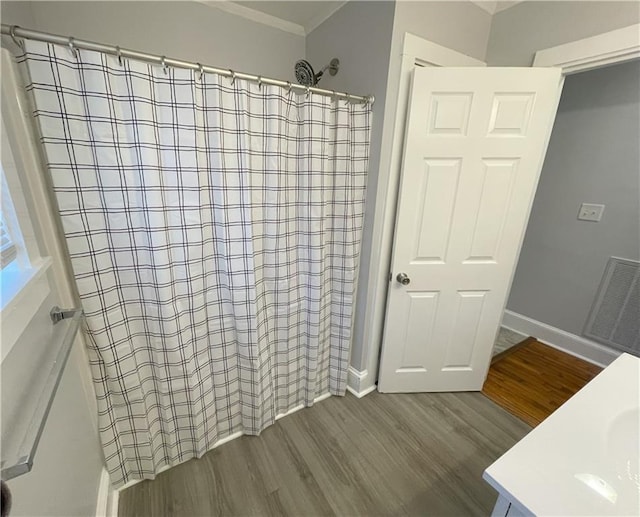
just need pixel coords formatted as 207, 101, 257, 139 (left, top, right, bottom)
361, 25, 640, 395
533, 23, 640, 74
356, 34, 485, 394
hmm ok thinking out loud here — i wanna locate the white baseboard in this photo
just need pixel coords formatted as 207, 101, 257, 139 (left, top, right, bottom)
275, 391, 332, 421
108, 488, 118, 517
347, 384, 377, 398
502, 310, 620, 367
346, 366, 377, 398
95, 468, 118, 517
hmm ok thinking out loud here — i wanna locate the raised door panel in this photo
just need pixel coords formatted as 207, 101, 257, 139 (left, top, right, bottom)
379, 67, 562, 393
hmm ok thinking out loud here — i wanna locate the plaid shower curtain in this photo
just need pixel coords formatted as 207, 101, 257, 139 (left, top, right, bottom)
21, 41, 371, 487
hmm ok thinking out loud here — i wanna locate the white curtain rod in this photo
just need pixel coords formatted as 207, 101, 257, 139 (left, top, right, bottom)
1, 24, 374, 105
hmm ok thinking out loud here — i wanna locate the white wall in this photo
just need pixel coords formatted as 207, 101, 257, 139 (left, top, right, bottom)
507, 60, 640, 337
486, 1, 640, 65
1, 1, 305, 80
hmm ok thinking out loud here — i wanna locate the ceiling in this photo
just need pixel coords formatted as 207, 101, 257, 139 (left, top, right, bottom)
201, 1, 525, 36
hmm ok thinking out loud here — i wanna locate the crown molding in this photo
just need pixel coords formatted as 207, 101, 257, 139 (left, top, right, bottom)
494, 1, 525, 14
470, 1, 498, 15
470, 1, 524, 16
197, 0, 306, 37
199, 1, 522, 37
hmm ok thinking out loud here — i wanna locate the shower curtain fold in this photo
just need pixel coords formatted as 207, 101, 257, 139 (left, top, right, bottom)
20, 41, 371, 487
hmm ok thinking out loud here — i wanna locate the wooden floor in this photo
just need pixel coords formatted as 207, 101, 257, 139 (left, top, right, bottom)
119, 391, 530, 517
482, 338, 603, 427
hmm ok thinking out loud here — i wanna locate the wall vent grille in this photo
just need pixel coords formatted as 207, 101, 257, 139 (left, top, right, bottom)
584, 257, 640, 356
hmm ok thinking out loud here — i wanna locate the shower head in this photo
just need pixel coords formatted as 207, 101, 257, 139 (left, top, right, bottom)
295, 60, 316, 86
294, 58, 340, 86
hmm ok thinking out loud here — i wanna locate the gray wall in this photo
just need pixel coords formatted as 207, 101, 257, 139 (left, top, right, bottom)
507, 60, 640, 336
306, 1, 396, 371
1, 1, 305, 80
351, 1, 492, 374
393, 0, 492, 61
487, 1, 640, 65
308, 1, 493, 373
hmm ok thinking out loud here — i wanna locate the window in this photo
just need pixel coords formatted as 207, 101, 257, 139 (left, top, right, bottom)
0, 148, 46, 296
1, 70, 52, 361
0, 213, 17, 268
0, 160, 27, 270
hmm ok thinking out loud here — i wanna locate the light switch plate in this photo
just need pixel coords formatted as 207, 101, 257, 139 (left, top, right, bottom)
578, 203, 605, 222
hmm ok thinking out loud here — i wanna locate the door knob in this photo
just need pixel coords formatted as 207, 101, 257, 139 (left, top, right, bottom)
396, 273, 410, 285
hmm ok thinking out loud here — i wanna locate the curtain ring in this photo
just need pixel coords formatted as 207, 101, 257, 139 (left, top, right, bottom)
10, 26, 24, 50
68, 36, 78, 59
285, 81, 292, 94
345, 93, 351, 105
197, 63, 204, 82
161, 56, 168, 75
332, 90, 338, 103
229, 69, 236, 85
305, 85, 310, 99
257, 76, 262, 90
116, 46, 123, 67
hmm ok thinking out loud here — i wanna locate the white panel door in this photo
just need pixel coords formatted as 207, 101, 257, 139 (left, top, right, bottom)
378, 67, 563, 393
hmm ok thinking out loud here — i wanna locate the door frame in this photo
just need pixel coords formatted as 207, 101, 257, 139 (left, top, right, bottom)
532, 23, 640, 74
358, 24, 640, 396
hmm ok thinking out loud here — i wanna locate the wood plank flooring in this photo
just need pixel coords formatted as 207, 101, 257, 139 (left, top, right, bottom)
119, 391, 531, 517
482, 338, 603, 427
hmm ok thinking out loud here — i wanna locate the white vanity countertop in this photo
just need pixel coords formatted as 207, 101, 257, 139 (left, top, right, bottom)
483, 353, 640, 516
